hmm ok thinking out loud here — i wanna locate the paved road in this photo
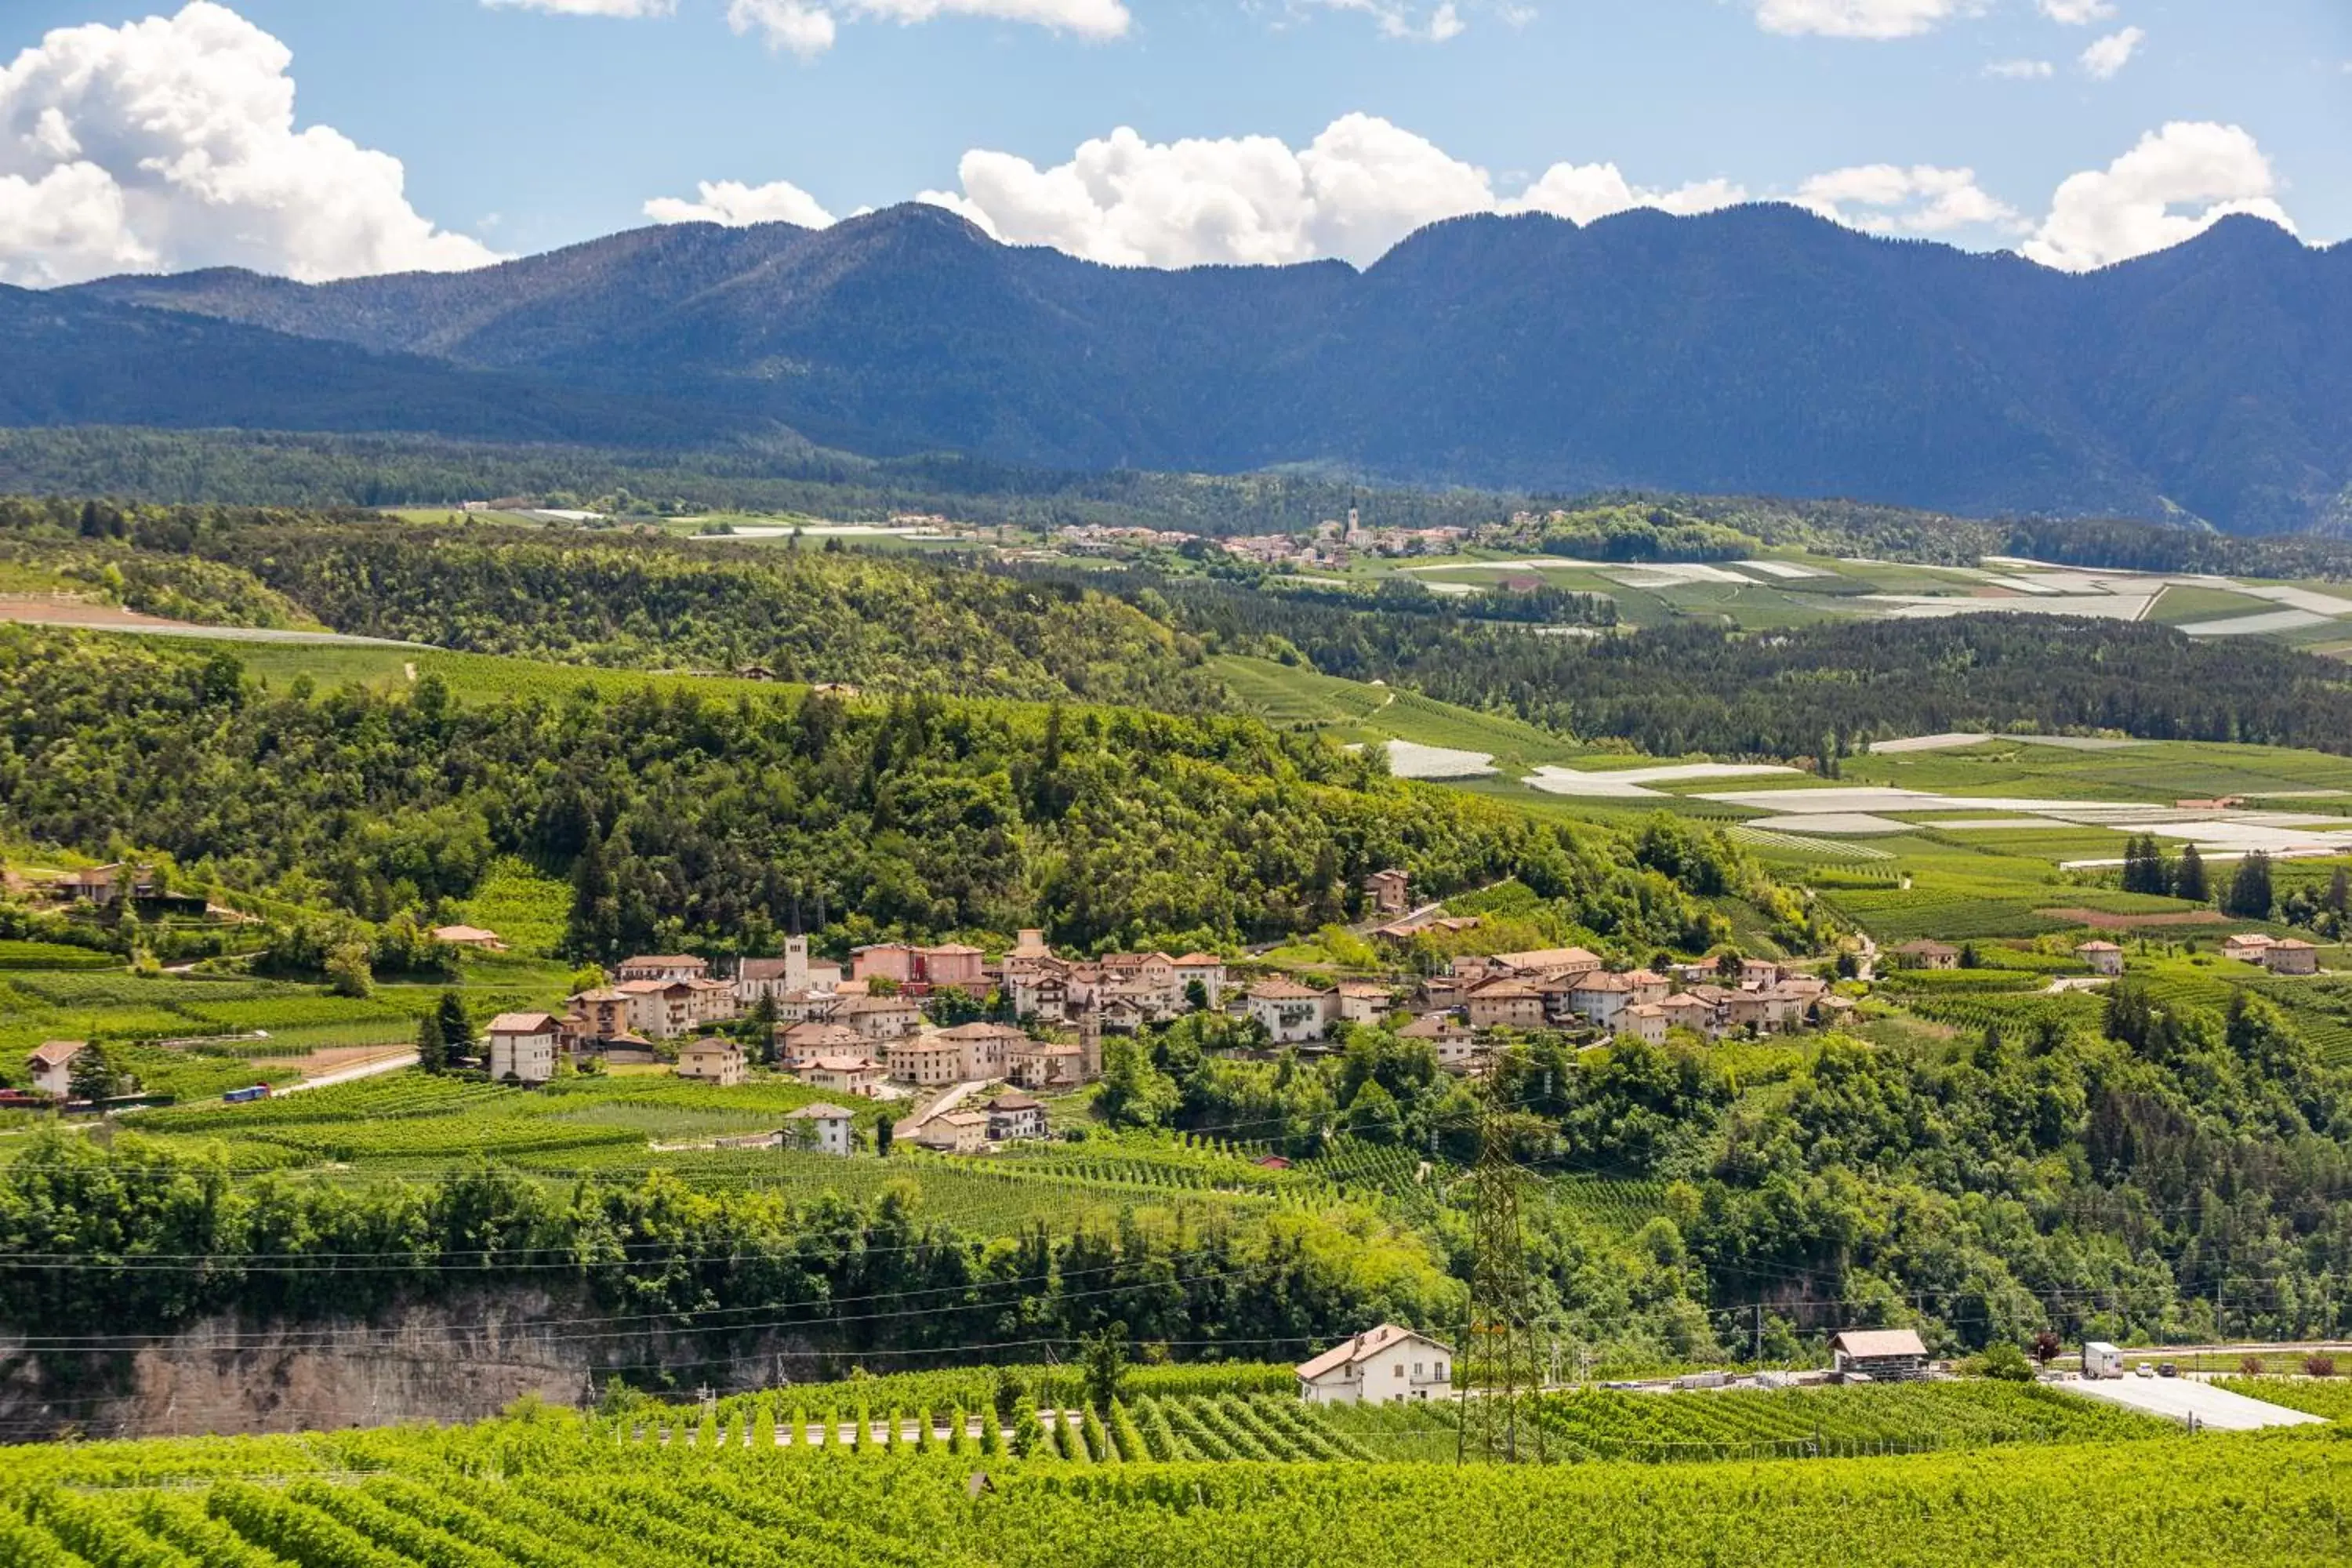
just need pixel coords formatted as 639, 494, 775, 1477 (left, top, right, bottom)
278, 1051, 419, 1094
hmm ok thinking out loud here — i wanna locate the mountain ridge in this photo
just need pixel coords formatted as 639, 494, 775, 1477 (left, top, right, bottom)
39, 204, 2352, 534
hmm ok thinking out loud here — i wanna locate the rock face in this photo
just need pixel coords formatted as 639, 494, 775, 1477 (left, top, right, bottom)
0, 1289, 826, 1439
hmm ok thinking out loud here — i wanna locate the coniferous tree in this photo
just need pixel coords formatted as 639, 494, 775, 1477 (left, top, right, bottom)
2223, 851, 2275, 920
435, 991, 475, 1066
415, 1008, 448, 1075
2174, 843, 2210, 904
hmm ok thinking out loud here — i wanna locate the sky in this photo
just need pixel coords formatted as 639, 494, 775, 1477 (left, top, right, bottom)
0, 0, 2345, 285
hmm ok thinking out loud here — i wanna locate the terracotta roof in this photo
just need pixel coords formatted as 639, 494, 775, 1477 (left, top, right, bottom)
487, 1012, 560, 1033
1250, 979, 1324, 1000
923, 943, 985, 956
936, 1022, 1028, 1040
1295, 1324, 1450, 1381
1338, 982, 1393, 997
27, 1040, 87, 1068
1572, 972, 1636, 993
2273, 938, 2318, 950
1893, 940, 1958, 954
615, 979, 671, 995
431, 925, 501, 944
2075, 941, 2122, 953
786, 1102, 854, 1120
1470, 978, 1540, 999
2225, 933, 2276, 946
810, 1055, 880, 1073
1829, 1328, 1928, 1359
1172, 953, 1223, 967
1013, 1040, 1082, 1057
619, 954, 708, 969
680, 1036, 740, 1055
571, 988, 627, 1003
738, 957, 796, 980
985, 1091, 1043, 1111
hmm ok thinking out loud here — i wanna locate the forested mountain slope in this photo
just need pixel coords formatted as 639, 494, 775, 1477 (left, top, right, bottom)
0, 624, 1740, 957
58, 205, 2352, 534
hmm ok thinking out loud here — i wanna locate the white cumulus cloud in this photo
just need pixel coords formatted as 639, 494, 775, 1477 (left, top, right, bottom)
1985, 57, 2053, 78
481, 0, 678, 16
728, 0, 1127, 58
644, 177, 836, 227
2078, 24, 2143, 78
0, 2, 495, 287
2024, 121, 2296, 272
1798, 163, 2027, 234
908, 115, 1744, 268
1749, 0, 1976, 40
2035, 0, 2113, 23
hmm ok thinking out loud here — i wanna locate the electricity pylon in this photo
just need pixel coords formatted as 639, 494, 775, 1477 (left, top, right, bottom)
1456, 1092, 1545, 1465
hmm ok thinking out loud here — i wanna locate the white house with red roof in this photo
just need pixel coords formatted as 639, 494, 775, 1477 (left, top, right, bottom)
1296, 1324, 1454, 1406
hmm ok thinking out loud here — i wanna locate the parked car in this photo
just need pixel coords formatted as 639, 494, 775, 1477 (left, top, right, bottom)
2135, 1363, 2155, 1378
2158, 1362, 2179, 1378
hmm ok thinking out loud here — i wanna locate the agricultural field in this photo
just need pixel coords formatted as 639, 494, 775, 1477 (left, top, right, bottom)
1338, 547, 2352, 648
0, 1386, 2339, 1568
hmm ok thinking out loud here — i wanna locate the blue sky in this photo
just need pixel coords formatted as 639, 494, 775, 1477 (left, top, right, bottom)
0, 0, 2345, 282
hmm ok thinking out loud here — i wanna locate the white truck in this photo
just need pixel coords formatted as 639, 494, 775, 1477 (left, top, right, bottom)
2082, 1341, 2124, 1380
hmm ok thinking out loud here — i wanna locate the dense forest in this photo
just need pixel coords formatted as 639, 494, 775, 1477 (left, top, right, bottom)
0, 626, 1741, 960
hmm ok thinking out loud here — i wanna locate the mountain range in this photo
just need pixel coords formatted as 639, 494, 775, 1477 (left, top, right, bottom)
18, 202, 2352, 535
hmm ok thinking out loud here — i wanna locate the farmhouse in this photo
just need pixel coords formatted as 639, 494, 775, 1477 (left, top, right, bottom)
1249, 979, 1334, 1044
2265, 938, 2321, 976
2221, 932, 2276, 964
26, 1040, 87, 1100
431, 925, 506, 951
50, 863, 160, 908
1621, 1003, 1669, 1045
2075, 940, 2125, 977
486, 1012, 563, 1086
804, 1055, 887, 1098
1891, 940, 1961, 971
675, 1036, 746, 1087
782, 1102, 855, 1156
1827, 1328, 1931, 1381
1296, 1325, 1454, 1406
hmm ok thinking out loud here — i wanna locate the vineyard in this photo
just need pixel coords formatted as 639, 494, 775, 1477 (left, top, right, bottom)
0, 1392, 2338, 1568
